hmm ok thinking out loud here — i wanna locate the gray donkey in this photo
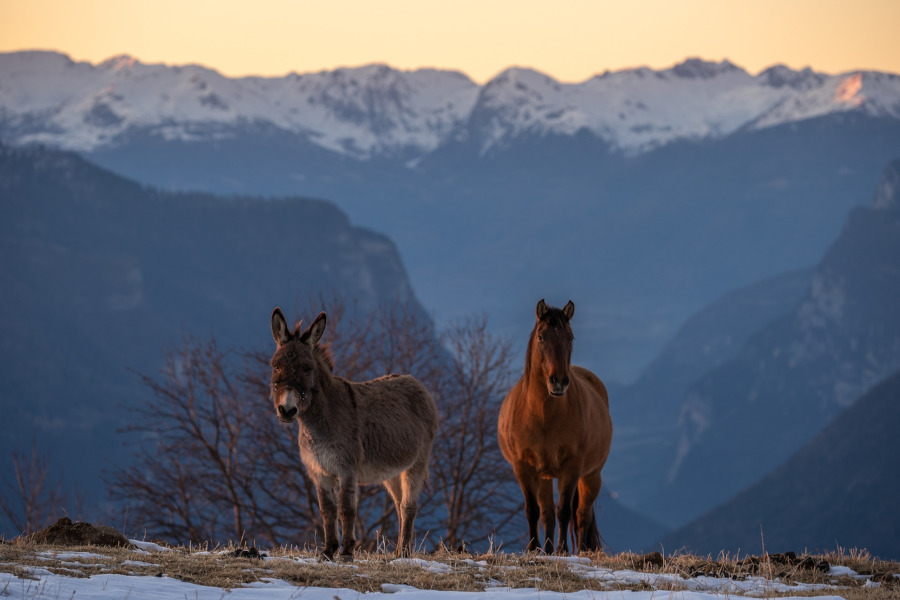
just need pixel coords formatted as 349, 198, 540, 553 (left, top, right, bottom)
269, 308, 438, 560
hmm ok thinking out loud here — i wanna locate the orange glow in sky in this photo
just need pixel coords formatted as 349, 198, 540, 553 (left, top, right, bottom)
1, 0, 899, 82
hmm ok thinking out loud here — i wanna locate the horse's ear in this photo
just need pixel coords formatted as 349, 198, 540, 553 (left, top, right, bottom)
271, 307, 290, 345
301, 311, 327, 346
536, 299, 550, 320
563, 300, 575, 320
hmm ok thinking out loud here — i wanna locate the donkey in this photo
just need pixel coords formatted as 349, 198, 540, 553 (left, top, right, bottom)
269, 307, 439, 560
497, 299, 613, 554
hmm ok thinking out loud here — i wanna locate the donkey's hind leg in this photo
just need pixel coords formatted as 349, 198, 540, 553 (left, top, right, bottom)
397, 457, 428, 557
383, 476, 403, 552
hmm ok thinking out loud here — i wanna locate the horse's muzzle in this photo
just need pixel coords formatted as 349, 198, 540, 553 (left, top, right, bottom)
548, 374, 570, 397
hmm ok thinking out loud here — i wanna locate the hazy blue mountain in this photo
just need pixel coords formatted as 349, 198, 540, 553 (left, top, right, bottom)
5, 52, 900, 383
0, 143, 418, 512
660, 370, 900, 560
649, 160, 900, 527
0, 144, 666, 551
604, 268, 813, 508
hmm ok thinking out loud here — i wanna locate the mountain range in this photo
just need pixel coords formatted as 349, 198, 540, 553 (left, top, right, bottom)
4, 51, 899, 383
2, 51, 899, 159
2, 52, 899, 551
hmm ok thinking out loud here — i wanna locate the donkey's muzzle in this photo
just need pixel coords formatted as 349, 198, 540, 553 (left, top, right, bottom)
277, 404, 298, 422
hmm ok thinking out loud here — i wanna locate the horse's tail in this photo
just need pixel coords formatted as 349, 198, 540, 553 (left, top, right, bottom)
572, 488, 603, 552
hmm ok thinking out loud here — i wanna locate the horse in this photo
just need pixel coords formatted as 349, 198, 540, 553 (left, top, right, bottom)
497, 299, 613, 554
269, 307, 439, 560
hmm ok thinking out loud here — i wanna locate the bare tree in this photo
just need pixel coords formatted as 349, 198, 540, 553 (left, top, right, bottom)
110, 294, 523, 551
426, 315, 523, 550
0, 440, 75, 536
108, 336, 302, 545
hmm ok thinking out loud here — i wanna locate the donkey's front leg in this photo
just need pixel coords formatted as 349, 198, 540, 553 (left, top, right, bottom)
338, 474, 359, 560
315, 475, 340, 560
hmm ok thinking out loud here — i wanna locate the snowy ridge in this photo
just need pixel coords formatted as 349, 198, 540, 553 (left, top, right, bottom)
1, 51, 899, 158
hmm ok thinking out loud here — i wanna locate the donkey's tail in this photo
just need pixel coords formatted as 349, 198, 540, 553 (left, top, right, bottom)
572, 488, 603, 552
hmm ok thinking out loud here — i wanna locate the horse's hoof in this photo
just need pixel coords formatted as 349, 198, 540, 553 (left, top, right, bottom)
339, 552, 354, 562
319, 550, 337, 562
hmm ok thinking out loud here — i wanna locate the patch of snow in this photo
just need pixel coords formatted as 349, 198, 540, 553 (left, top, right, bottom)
391, 557, 455, 573
128, 539, 171, 552
121, 560, 158, 567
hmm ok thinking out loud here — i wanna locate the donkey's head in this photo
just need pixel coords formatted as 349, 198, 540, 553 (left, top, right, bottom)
532, 299, 575, 397
269, 307, 327, 423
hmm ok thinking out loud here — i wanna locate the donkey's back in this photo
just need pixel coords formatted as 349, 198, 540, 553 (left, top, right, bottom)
349, 373, 438, 485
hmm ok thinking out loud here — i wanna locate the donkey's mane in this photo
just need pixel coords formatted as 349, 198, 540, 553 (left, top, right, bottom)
315, 342, 336, 373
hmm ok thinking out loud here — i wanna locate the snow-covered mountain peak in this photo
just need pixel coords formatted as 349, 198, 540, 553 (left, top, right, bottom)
667, 57, 744, 80
99, 54, 139, 71
1, 51, 898, 159
758, 64, 825, 90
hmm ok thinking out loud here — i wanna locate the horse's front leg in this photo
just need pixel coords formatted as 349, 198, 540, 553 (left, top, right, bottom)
555, 476, 578, 555
538, 477, 556, 554
338, 473, 359, 560
315, 475, 340, 560
512, 462, 542, 552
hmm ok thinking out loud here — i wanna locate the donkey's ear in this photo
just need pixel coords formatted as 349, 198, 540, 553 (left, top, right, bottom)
271, 307, 290, 345
563, 300, 575, 320
536, 299, 550, 320
301, 311, 327, 346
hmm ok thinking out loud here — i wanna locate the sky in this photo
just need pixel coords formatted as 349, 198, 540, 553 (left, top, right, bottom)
1, 0, 899, 83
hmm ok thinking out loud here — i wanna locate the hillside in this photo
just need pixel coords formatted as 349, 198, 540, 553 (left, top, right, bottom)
0, 143, 418, 506
605, 268, 813, 505
662, 370, 900, 560
651, 160, 900, 526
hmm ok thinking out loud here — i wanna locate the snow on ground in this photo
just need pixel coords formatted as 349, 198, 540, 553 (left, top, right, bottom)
0, 546, 853, 600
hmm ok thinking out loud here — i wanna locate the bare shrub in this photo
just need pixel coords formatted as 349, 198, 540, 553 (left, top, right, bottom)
0, 440, 81, 536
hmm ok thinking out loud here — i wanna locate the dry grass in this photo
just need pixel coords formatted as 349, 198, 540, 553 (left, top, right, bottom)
1, 539, 898, 597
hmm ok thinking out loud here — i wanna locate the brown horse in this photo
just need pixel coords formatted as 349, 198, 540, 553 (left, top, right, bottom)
497, 299, 613, 554
269, 308, 439, 560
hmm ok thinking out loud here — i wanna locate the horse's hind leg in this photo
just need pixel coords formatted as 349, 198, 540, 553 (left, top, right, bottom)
575, 469, 602, 552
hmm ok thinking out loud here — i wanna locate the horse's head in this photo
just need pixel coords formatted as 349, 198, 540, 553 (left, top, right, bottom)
532, 299, 575, 397
269, 307, 327, 423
